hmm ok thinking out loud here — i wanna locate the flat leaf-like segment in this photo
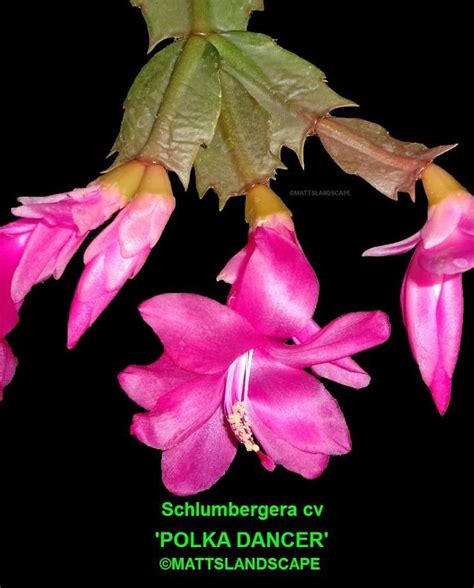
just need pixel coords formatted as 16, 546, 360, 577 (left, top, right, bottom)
195, 71, 283, 206
316, 117, 456, 200
115, 23, 354, 201
112, 42, 184, 165
131, 0, 265, 51
208, 32, 354, 162
113, 37, 221, 188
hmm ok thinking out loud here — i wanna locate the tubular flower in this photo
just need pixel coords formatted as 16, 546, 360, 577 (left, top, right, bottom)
363, 165, 474, 414
67, 165, 175, 348
0, 163, 133, 396
220, 185, 373, 390
119, 186, 391, 496
0, 161, 171, 396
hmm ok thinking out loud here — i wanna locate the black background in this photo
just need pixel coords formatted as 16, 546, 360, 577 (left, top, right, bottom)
0, 1, 472, 586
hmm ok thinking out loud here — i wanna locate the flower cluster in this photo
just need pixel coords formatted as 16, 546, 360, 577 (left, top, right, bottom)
1, 161, 471, 496
119, 186, 391, 495
0, 162, 175, 396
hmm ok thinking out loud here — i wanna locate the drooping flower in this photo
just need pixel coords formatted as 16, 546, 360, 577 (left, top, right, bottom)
0, 216, 97, 397
363, 165, 474, 415
120, 185, 391, 495
220, 185, 373, 390
0, 161, 149, 396
67, 165, 175, 348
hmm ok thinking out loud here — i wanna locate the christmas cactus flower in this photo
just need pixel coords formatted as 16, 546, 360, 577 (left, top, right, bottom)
0, 161, 176, 396
68, 165, 175, 348
119, 186, 391, 496
363, 165, 474, 414
220, 185, 373, 389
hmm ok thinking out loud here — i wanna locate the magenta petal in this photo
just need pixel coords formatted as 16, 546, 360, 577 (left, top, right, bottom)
228, 226, 319, 339
0, 225, 31, 336
11, 223, 85, 302
85, 193, 174, 262
402, 253, 463, 415
53, 231, 89, 280
311, 361, 371, 389
67, 246, 149, 348
14, 185, 125, 234
217, 248, 248, 284
67, 255, 113, 349
421, 195, 469, 249
251, 414, 330, 479
70, 187, 126, 234
67, 195, 174, 348
13, 192, 88, 226
248, 351, 351, 455
362, 231, 421, 257
0, 339, 17, 400
418, 231, 474, 275
117, 193, 173, 257
162, 408, 237, 496
268, 311, 391, 368
139, 294, 265, 375
131, 373, 224, 450
119, 354, 198, 410
294, 321, 371, 389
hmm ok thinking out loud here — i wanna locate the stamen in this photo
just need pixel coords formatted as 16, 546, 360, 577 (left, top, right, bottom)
224, 351, 273, 467
242, 349, 253, 404
227, 401, 260, 453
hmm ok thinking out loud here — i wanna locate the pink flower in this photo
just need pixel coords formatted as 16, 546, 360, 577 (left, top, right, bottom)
219, 214, 373, 390
363, 166, 473, 415
120, 186, 390, 495
0, 161, 145, 396
67, 166, 175, 348
120, 293, 390, 496
0, 217, 87, 397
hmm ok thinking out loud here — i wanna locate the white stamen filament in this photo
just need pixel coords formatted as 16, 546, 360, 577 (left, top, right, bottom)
224, 350, 260, 452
